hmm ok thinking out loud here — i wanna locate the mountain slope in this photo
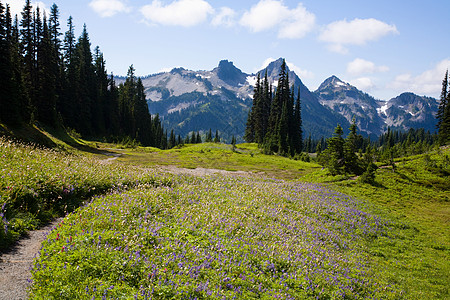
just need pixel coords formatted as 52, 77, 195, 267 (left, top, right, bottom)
117, 59, 438, 142
315, 76, 439, 136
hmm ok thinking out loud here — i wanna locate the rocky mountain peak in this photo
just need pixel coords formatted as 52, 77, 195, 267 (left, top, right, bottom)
215, 59, 246, 86
316, 75, 349, 92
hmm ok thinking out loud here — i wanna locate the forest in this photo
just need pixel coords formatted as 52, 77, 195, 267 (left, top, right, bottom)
0, 1, 169, 148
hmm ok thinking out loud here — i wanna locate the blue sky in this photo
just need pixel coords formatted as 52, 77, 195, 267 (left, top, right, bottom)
5, 0, 450, 100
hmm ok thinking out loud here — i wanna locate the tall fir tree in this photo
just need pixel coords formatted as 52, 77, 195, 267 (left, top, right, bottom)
437, 70, 449, 145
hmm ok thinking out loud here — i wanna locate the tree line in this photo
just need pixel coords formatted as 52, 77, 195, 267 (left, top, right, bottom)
245, 59, 303, 156
0, 1, 169, 148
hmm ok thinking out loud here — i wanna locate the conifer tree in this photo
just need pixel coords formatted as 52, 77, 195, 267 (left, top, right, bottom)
327, 124, 345, 175
437, 70, 449, 145
206, 128, 212, 142
168, 129, 176, 148
214, 130, 220, 143
292, 87, 303, 154
344, 118, 361, 174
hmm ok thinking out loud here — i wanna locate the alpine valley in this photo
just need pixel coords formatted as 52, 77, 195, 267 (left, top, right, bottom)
118, 58, 439, 141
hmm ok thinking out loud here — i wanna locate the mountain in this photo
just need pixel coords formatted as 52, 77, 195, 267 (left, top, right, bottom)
380, 92, 439, 133
133, 58, 349, 141
116, 59, 438, 142
261, 60, 350, 139
315, 76, 439, 137
314, 76, 385, 136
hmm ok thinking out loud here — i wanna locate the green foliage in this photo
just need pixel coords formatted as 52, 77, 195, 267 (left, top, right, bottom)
0, 4, 167, 149
246, 60, 302, 156
359, 163, 378, 184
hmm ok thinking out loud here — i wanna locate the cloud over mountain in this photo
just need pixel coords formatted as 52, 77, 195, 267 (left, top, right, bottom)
239, 0, 315, 39
319, 18, 399, 54
140, 0, 214, 27
89, 0, 130, 18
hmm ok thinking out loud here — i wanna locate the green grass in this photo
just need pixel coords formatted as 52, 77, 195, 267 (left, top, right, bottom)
117, 142, 321, 180
0, 137, 172, 250
1, 133, 448, 298
303, 149, 450, 298
31, 175, 403, 299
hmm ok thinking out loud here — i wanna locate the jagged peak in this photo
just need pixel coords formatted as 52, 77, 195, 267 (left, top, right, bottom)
316, 75, 349, 91
215, 59, 246, 86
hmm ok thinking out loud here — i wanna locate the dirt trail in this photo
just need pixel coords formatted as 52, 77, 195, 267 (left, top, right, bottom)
0, 219, 61, 300
158, 165, 255, 177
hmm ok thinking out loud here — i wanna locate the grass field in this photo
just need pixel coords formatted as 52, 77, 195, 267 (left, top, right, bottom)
1, 133, 448, 299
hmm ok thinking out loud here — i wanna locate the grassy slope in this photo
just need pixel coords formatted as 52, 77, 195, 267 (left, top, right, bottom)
1, 130, 448, 298
113, 142, 449, 298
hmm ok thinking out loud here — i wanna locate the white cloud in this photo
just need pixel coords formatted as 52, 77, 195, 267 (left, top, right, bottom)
141, 0, 214, 27
257, 57, 277, 72
240, 0, 315, 39
347, 58, 389, 75
89, 0, 130, 18
5, 0, 49, 17
319, 18, 399, 54
286, 61, 314, 79
211, 7, 236, 27
350, 77, 375, 91
388, 59, 450, 96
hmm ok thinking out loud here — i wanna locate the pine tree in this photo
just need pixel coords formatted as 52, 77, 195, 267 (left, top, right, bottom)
265, 59, 290, 153
245, 73, 260, 142
437, 70, 449, 145
214, 130, 220, 143
168, 129, 176, 148
292, 87, 303, 154
35, 13, 58, 126
327, 124, 345, 175
196, 131, 202, 144
206, 128, 212, 142
344, 118, 361, 174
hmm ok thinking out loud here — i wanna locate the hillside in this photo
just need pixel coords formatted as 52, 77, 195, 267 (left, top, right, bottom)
314, 76, 439, 137
0, 134, 448, 298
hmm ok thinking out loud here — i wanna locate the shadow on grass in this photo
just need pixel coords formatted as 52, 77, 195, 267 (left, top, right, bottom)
0, 123, 117, 156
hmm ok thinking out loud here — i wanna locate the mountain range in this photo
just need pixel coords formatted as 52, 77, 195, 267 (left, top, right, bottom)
117, 58, 439, 142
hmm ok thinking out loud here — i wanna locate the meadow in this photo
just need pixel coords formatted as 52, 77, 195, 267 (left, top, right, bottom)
0, 137, 172, 250
1, 137, 449, 298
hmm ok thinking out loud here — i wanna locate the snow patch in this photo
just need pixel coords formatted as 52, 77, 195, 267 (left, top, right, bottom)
246, 76, 257, 86
377, 103, 389, 115
334, 81, 346, 87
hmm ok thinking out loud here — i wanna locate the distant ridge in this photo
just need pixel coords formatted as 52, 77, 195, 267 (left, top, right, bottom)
115, 58, 438, 141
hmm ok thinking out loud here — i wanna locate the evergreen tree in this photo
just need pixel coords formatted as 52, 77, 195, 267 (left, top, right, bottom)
214, 130, 220, 143
437, 70, 449, 145
265, 59, 290, 153
344, 118, 361, 174
327, 124, 345, 175
292, 87, 303, 154
245, 73, 260, 143
168, 129, 176, 149
206, 128, 212, 142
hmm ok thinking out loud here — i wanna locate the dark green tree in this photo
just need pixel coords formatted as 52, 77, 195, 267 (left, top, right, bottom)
206, 128, 212, 142
327, 124, 345, 175
344, 118, 361, 174
437, 70, 449, 145
214, 130, 220, 143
